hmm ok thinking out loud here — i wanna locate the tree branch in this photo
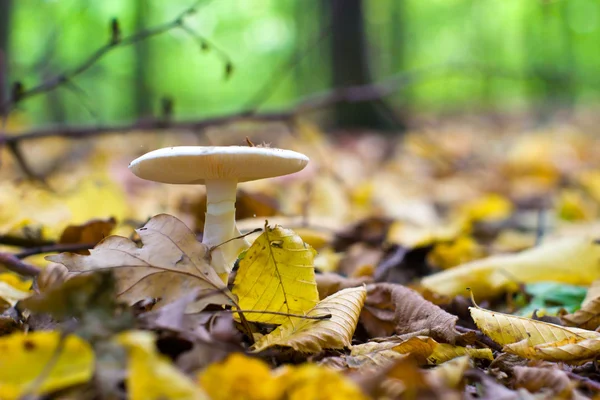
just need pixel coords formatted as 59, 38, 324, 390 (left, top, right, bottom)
0, 252, 40, 277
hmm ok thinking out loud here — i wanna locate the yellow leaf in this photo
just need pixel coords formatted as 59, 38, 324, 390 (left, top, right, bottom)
422, 237, 600, 298
471, 304, 600, 363
198, 353, 283, 400
0, 331, 93, 399
278, 363, 369, 400
428, 356, 471, 389
118, 330, 207, 400
455, 194, 513, 226
348, 337, 492, 367
427, 236, 484, 270
48, 214, 233, 313
0, 273, 32, 309
233, 225, 319, 324
251, 286, 366, 353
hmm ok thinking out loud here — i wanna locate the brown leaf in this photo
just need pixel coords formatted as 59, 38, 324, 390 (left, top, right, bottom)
59, 217, 116, 252
316, 272, 373, 299
361, 283, 472, 344
47, 214, 233, 313
562, 279, 600, 330
513, 366, 576, 399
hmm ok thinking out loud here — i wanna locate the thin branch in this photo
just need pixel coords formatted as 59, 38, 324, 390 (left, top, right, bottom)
2, 68, 436, 146
16, 242, 98, 259
0, 0, 206, 113
223, 309, 332, 321
0, 235, 55, 248
0, 252, 41, 277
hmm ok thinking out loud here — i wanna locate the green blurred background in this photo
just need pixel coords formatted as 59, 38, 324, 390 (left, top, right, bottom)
1, 0, 599, 129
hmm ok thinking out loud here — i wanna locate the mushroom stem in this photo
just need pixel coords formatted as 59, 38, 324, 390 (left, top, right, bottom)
203, 179, 250, 274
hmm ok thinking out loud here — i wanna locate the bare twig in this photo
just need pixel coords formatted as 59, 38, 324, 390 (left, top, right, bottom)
0, 252, 41, 276
0, 0, 206, 113
225, 309, 332, 321
16, 242, 98, 259
2, 68, 437, 147
0, 235, 55, 248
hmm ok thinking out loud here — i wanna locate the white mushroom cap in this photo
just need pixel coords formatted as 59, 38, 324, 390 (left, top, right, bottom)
129, 146, 309, 184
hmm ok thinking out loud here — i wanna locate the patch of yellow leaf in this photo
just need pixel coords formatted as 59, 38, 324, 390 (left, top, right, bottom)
251, 286, 366, 353
0, 273, 32, 309
233, 225, 320, 324
427, 236, 484, 270
471, 303, 600, 364
455, 194, 513, 226
0, 331, 94, 399
556, 189, 597, 221
348, 337, 492, 367
198, 353, 368, 400
421, 237, 600, 298
386, 221, 461, 249
118, 330, 208, 400
199, 353, 284, 400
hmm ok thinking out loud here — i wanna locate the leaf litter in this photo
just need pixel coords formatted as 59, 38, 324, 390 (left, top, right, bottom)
1, 126, 600, 398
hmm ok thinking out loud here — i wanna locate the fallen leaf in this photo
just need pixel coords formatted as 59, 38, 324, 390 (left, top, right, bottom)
471, 303, 600, 363
348, 336, 492, 368
58, 217, 116, 253
251, 286, 366, 353
422, 237, 600, 298
0, 331, 94, 400
0, 273, 31, 309
361, 283, 470, 343
47, 214, 233, 313
278, 363, 369, 400
118, 330, 208, 400
315, 272, 372, 299
513, 366, 575, 399
562, 279, 600, 330
232, 225, 319, 324
198, 353, 283, 400
428, 355, 471, 389
427, 236, 485, 270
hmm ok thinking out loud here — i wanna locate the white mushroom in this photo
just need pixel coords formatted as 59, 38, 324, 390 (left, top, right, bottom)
128, 146, 309, 276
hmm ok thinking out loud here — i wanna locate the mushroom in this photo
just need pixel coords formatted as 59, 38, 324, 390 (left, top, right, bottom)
128, 145, 309, 276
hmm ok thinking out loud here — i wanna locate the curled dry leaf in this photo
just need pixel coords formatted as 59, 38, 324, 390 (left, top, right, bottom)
348, 336, 492, 368
232, 225, 320, 324
47, 214, 233, 313
471, 303, 600, 363
316, 272, 373, 299
422, 237, 600, 298
0, 331, 94, 400
562, 278, 600, 330
513, 366, 575, 399
251, 286, 366, 353
361, 283, 471, 344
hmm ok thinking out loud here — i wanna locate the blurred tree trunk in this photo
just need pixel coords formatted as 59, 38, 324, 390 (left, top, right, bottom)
133, 0, 152, 117
0, 0, 11, 107
324, 0, 404, 132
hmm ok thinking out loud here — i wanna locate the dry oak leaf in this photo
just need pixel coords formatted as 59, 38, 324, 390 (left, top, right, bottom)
0, 331, 94, 400
422, 237, 600, 298
347, 337, 492, 368
361, 283, 471, 344
513, 366, 576, 399
47, 214, 232, 313
118, 330, 208, 400
233, 225, 320, 324
471, 304, 600, 363
251, 286, 366, 353
562, 278, 600, 330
